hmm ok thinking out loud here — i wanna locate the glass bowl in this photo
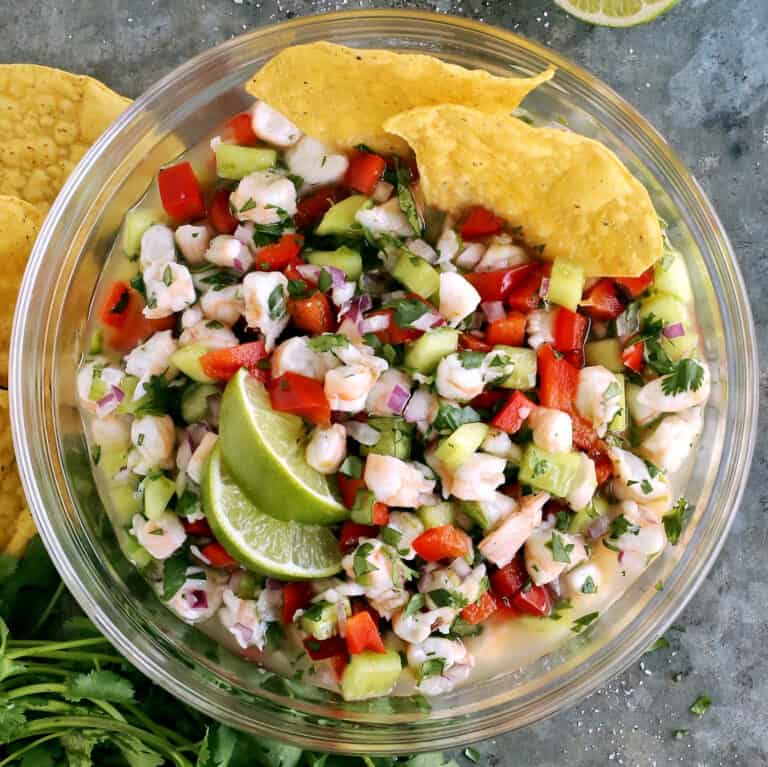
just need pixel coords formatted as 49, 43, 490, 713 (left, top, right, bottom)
11, 10, 757, 753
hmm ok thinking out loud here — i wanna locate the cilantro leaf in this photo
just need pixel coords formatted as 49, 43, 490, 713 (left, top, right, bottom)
581, 575, 598, 594
200, 270, 240, 290
419, 658, 445, 681
405, 593, 426, 617
65, 670, 135, 704
391, 298, 430, 328
353, 542, 378, 577
689, 694, 712, 716
307, 334, 349, 353
111, 733, 165, 767
608, 515, 639, 540
267, 284, 286, 321
162, 554, 188, 601
428, 589, 468, 608
197, 723, 238, 767
458, 351, 485, 369
648, 636, 670, 652
433, 404, 481, 433
663, 497, 691, 545
545, 532, 575, 564
571, 611, 600, 633
317, 269, 333, 293
660, 359, 705, 397
395, 166, 422, 236
0, 705, 27, 744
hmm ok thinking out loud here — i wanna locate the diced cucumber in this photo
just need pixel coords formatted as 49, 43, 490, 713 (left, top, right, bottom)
110, 484, 142, 526
654, 247, 693, 305
181, 383, 219, 424
89, 329, 104, 355
404, 328, 459, 374
360, 417, 412, 460
170, 344, 215, 384
639, 294, 697, 360
569, 495, 608, 534
118, 529, 153, 570
417, 501, 456, 529
585, 338, 624, 373
608, 374, 626, 433
88, 370, 108, 402
547, 257, 584, 312
350, 489, 378, 525
307, 246, 363, 281
99, 448, 131, 482
236, 571, 264, 599
434, 423, 489, 471
300, 600, 350, 641
494, 346, 538, 390
315, 195, 371, 237
518, 444, 581, 497
122, 209, 158, 258
341, 650, 402, 701
458, 501, 494, 531
215, 143, 277, 179
392, 252, 440, 299
143, 473, 176, 520
626, 382, 648, 427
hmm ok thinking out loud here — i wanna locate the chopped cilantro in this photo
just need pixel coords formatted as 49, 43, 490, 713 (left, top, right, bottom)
555, 510, 572, 532
648, 636, 670, 652
531, 459, 550, 479
201, 270, 240, 289
395, 165, 422, 235
663, 497, 691, 545
428, 589, 468, 608
433, 404, 481, 433
458, 350, 485, 369
655, 580, 664, 592
162, 265, 173, 286
380, 526, 403, 548
640, 478, 654, 495
90, 444, 101, 466
464, 748, 480, 763
581, 575, 598, 594
339, 455, 363, 478
404, 593, 425, 617
267, 284, 286, 320
239, 198, 258, 213
307, 334, 349, 352
419, 658, 445, 680
689, 695, 712, 716
546, 531, 575, 564
392, 297, 430, 327
608, 515, 639, 540
661, 358, 704, 397
353, 542, 378, 577
287, 278, 310, 298
317, 269, 332, 293
571, 611, 599, 633
129, 272, 146, 298
672, 729, 689, 739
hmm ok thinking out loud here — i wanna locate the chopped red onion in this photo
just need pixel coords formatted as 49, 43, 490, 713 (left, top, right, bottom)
403, 389, 433, 423
539, 277, 551, 299
336, 600, 348, 638
662, 322, 685, 339
176, 438, 193, 472
451, 558, 471, 578
233, 257, 244, 272
234, 223, 254, 247
481, 301, 506, 323
410, 311, 445, 331
344, 420, 381, 446
331, 281, 356, 308
95, 385, 124, 418
588, 515, 610, 539
387, 384, 411, 415
338, 294, 373, 324
187, 423, 210, 450
231, 622, 254, 648
296, 263, 345, 287
265, 578, 282, 590
189, 590, 208, 609
360, 313, 391, 334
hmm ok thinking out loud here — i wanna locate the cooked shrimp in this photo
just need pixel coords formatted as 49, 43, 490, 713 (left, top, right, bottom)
363, 454, 436, 508
305, 424, 347, 474
529, 407, 573, 454
131, 512, 185, 560
200, 285, 244, 326
478, 492, 548, 567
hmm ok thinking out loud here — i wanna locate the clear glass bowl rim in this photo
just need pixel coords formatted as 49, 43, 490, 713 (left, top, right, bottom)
10, 9, 758, 753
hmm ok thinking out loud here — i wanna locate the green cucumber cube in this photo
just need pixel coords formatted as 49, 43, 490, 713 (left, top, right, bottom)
360, 417, 412, 460
458, 501, 494, 531
608, 374, 626, 433
122, 209, 158, 258
117, 529, 153, 570
548, 257, 584, 312
585, 338, 624, 373
181, 383, 220, 424
417, 502, 456, 529
170, 344, 216, 383
340, 650, 402, 701
653, 247, 693, 304
110, 484, 142, 526
494, 346, 538, 390
392, 252, 440, 299
434, 423, 489, 471
143, 473, 177, 520
569, 495, 608, 534
404, 328, 459, 374
518, 444, 581, 497
639, 293, 697, 360
315, 195, 371, 237
307, 246, 363, 281
350, 489, 378, 525
215, 143, 277, 179
300, 601, 349, 641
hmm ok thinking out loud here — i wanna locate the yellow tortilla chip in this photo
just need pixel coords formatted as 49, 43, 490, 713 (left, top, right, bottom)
385, 105, 662, 277
246, 42, 554, 155
0, 64, 130, 212
0, 390, 32, 554
0, 196, 43, 387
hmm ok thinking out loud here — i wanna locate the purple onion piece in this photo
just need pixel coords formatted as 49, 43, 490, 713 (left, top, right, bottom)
588, 515, 610, 539
345, 421, 381, 446
190, 590, 208, 609
359, 313, 391, 334
539, 277, 551, 299
232, 622, 254, 647
387, 384, 411, 415
662, 322, 685, 339
403, 389, 432, 424
411, 311, 445, 332
296, 264, 323, 283
481, 301, 506, 323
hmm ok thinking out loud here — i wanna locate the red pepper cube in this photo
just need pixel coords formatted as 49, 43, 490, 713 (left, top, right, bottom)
537, 344, 579, 413
511, 585, 552, 617
223, 112, 257, 146
486, 312, 527, 348
490, 391, 536, 434
268, 372, 331, 427
460, 591, 498, 625
466, 264, 537, 303
412, 525, 471, 562
199, 340, 267, 382
344, 151, 386, 195
201, 542, 236, 568
580, 279, 625, 321
615, 268, 653, 298
345, 611, 386, 655
460, 206, 504, 240
282, 582, 313, 625
553, 308, 589, 353
621, 341, 644, 373
158, 161, 206, 221
208, 188, 239, 234
490, 558, 527, 598
338, 520, 379, 554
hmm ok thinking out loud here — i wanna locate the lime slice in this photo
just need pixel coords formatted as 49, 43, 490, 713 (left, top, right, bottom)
554, 0, 679, 27
202, 444, 342, 579
219, 368, 346, 525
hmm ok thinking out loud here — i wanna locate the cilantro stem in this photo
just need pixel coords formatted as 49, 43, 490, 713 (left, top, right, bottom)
10, 716, 194, 767
43, 651, 126, 664
5, 682, 64, 700
0, 664, 73, 681
0, 732, 63, 767
29, 580, 65, 635
7, 637, 110, 659
123, 703, 195, 748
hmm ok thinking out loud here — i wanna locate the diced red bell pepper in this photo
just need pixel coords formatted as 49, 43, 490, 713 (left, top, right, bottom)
344, 151, 386, 195
372, 503, 389, 526
470, 389, 508, 411
465, 264, 537, 302
506, 267, 544, 313
351, 598, 381, 627
412, 525, 471, 562
199, 340, 267, 382
562, 348, 585, 369
590, 443, 614, 485
580, 279, 625, 321
338, 520, 379, 554
621, 341, 644, 373
183, 518, 213, 537
366, 309, 421, 345
490, 558, 527, 598
490, 390, 536, 434
460, 206, 504, 240
268, 372, 331, 427
255, 233, 305, 271
330, 654, 349, 680
208, 188, 239, 234
615, 268, 653, 298
511, 585, 552, 617
459, 332, 492, 353
345, 611, 386, 655
294, 186, 347, 231
337, 475, 365, 510
223, 112, 257, 146
460, 591, 498, 625
288, 290, 335, 335
201, 542, 236, 568
282, 582, 313, 625
100, 283, 175, 353
537, 344, 579, 413
303, 635, 348, 661
486, 312, 527, 347
572, 414, 599, 452
158, 161, 206, 221
553, 308, 589, 353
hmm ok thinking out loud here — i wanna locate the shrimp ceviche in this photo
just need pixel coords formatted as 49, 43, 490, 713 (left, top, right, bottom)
78, 44, 709, 703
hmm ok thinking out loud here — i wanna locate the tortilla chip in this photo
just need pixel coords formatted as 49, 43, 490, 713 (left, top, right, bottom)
0, 64, 130, 212
246, 42, 554, 156
0, 390, 32, 554
385, 105, 662, 277
0, 196, 43, 387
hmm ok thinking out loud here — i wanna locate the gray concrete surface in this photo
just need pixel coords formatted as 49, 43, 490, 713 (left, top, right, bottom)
2, 0, 767, 763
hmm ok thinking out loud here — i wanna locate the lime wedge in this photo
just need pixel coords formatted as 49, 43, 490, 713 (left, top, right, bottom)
554, 0, 679, 26
219, 369, 346, 525
202, 444, 342, 579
